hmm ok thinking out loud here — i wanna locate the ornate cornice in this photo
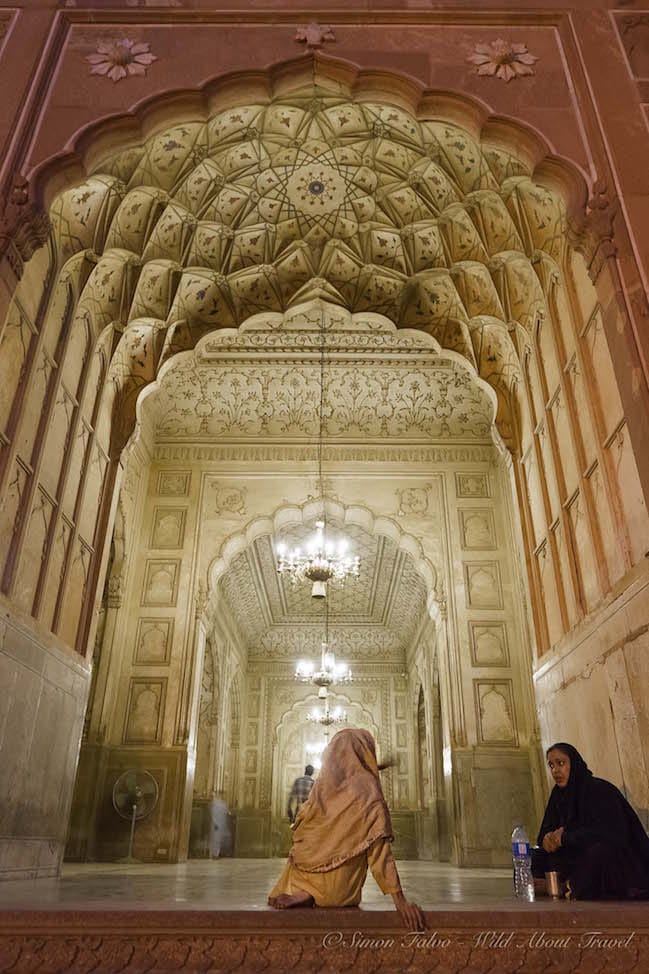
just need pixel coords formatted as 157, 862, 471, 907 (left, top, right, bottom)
153, 444, 495, 463
0, 176, 51, 280
567, 180, 619, 284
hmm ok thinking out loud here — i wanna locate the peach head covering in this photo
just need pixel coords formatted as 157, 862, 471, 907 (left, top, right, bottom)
289, 727, 393, 873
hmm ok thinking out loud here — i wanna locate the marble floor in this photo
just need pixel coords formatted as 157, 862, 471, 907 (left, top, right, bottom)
0, 859, 636, 914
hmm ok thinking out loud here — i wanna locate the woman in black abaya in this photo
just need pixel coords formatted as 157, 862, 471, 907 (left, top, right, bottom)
533, 743, 649, 900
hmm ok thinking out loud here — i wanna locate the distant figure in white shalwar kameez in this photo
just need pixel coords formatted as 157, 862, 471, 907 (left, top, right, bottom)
208, 792, 232, 858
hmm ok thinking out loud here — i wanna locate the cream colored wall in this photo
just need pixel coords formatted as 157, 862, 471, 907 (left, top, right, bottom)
141, 423, 539, 862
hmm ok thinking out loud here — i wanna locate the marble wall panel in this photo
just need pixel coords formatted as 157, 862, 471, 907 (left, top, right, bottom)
141, 559, 180, 606
134, 619, 173, 666
454, 750, 535, 866
459, 509, 496, 550
0, 600, 91, 879
474, 680, 517, 746
123, 679, 167, 744
468, 622, 509, 667
464, 561, 503, 610
455, 472, 490, 498
150, 507, 186, 549
157, 470, 191, 496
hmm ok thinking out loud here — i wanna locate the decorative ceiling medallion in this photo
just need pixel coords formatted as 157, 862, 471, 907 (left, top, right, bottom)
286, 165, 349, 216
467, 39, 538, 82
85, 39, 157, 83
295, 23, 336, 50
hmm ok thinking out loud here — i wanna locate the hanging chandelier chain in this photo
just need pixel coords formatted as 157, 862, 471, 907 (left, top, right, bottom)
318, 310, 325, 522
275, 311, 359, 603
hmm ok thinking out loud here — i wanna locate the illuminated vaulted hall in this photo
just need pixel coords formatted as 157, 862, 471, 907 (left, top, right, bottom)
1, 17, 649, 968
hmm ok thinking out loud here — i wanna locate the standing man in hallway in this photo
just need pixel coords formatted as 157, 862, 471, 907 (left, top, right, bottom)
287, 765, 315, 824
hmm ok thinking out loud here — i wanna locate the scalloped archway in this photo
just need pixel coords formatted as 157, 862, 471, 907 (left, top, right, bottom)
41, 60, 591, 458
207, 496, 438, 609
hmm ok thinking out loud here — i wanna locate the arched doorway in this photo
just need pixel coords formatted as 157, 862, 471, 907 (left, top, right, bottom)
2, 63, 647, 873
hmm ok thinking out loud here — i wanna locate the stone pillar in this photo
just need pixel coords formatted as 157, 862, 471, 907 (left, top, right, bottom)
67, 458, 208, 863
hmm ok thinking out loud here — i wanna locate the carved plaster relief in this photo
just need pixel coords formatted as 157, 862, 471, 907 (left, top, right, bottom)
157, 470, 191, 496
134, 618, 173, 665
142, 559, 180, 606
456, 472, 490, 498
474, 680, 517, 745
212, 483, 247, 515
123, 678, 166, 744
469, 622, 510, 667
396, 485, 432, 516
295, 23, 335, 49
467, 39, 539, 83
464, 561, 503, 609
85, 39, 157, 83
150, 508, 186, 549
459, 509, 497, 550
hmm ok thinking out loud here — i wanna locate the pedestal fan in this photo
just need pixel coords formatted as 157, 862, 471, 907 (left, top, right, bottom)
112, 769, 159, 863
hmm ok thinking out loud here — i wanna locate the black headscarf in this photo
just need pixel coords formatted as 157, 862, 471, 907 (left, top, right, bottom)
540, 742, 593, 835
537, 742, 649, 875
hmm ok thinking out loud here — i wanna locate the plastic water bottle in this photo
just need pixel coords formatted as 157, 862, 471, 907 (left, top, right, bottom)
511, 824, 535, 901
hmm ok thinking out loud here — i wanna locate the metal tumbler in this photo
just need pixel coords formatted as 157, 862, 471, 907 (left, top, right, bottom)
545, 870, 561, 899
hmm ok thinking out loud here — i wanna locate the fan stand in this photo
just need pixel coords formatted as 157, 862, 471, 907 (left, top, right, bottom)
112, 769, 159, 863
117, 802, 141, 865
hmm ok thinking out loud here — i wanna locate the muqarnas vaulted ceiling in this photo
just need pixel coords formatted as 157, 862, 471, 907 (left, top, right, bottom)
50, 85, 568, 443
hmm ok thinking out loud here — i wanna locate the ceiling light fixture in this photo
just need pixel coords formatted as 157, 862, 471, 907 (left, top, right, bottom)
275, 313, 360, 598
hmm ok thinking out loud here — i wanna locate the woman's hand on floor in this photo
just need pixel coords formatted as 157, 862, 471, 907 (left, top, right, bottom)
391, 890, 426, 931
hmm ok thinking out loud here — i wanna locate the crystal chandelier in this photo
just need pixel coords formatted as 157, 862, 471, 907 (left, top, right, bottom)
306, 702, 347, 727
295, 640, 352, 697
275, 313, 359, 598
276, 522, 360, 599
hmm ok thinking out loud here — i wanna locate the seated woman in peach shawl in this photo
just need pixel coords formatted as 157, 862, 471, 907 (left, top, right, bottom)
268, 728, 425, 931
